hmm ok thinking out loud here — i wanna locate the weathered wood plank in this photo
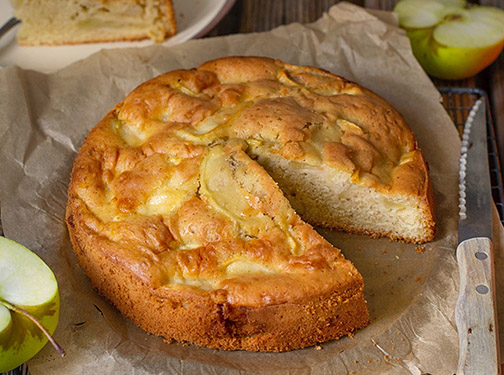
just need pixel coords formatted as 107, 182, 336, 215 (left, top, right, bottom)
364, 0, 397, 10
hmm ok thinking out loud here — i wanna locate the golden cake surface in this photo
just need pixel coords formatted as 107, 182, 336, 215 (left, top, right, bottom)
66, 56, 435, 352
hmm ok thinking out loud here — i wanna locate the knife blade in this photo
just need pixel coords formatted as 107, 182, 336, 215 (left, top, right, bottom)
455, 97, 500, 375
0, 17, 20, 40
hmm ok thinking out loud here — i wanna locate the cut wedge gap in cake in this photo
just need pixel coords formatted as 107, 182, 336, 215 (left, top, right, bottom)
250, 149, 435, 244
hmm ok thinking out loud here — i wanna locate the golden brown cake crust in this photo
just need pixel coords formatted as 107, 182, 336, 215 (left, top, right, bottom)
66, 56, 436, 352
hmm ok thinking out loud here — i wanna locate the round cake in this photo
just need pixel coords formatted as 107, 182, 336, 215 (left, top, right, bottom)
65, 56, 435, 352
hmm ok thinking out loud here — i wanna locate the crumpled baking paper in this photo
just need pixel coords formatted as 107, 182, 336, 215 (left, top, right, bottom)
1, 2, 503, 374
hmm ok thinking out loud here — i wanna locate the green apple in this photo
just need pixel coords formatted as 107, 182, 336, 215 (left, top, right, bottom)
0, 236, 62, 372
394, 0, 504, 80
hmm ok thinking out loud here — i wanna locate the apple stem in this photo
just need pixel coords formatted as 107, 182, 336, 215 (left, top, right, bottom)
1, 300, 65, 357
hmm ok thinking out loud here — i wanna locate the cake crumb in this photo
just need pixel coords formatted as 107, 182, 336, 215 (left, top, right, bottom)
415, 276, 421, 282
314, 345, 322, 350
415, 246, 425, 254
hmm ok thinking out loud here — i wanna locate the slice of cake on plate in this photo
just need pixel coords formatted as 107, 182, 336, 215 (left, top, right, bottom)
10, 0, 176, 45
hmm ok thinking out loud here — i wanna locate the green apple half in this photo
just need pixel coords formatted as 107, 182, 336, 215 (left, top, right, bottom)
0, 236, 61, 372
394, 0, 504, 80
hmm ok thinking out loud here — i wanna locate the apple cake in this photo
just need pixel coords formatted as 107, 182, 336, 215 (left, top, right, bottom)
10, 0, 176, 45
65, 56, 435, 352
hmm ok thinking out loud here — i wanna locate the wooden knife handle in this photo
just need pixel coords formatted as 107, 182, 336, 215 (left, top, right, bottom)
456, 237, 500, 375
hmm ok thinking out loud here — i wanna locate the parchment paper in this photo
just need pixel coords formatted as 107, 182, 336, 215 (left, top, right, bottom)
1, 2, 503, 374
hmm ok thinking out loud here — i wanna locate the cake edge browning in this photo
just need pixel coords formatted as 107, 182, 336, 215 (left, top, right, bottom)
66, 200, 370, 352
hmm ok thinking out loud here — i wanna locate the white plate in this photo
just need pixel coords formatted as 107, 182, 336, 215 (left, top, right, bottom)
0, 0, 235, 73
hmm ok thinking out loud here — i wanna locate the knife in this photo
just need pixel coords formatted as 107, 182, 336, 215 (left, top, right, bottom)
456, 97, 500, 375
0, 17, 20, 40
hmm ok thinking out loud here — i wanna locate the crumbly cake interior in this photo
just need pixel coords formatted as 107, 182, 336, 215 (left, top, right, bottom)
66, 56, 435, 351
255, 151, 433, 242
11, 0, 176, 45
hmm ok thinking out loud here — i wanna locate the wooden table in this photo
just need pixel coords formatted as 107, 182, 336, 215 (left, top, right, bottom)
207, 0, 504, 177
